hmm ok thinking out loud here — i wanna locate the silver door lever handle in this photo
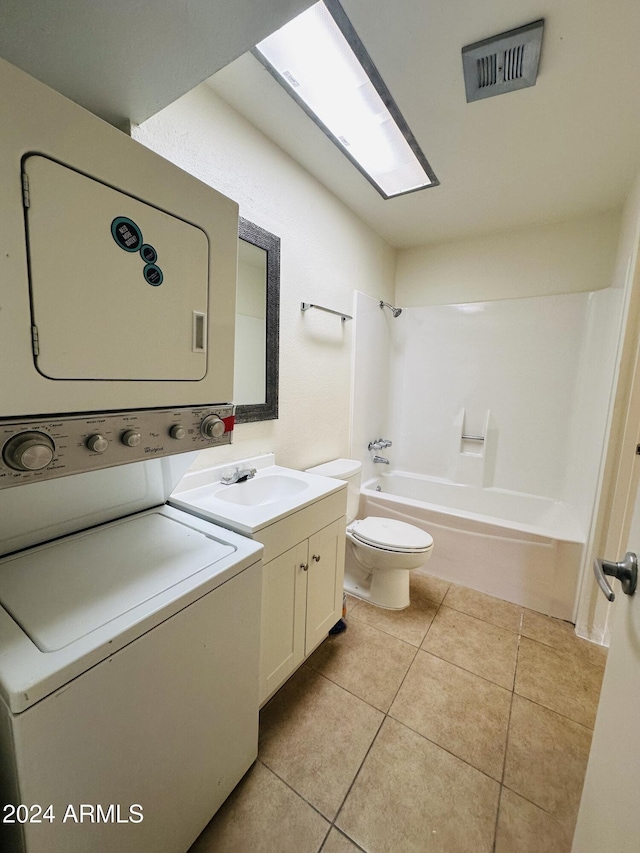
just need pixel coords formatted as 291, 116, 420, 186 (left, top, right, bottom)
593, 552, 638, 602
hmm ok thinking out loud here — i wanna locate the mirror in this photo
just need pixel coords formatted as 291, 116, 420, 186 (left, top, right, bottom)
234, 217, 280, 423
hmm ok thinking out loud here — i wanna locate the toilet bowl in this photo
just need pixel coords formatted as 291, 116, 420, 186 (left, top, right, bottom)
305, 459, 434, 610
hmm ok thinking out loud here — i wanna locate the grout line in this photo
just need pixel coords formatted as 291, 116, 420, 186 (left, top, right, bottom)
500, 781, 568, 821
346, 610, 429, 650
509, 691, 596, 732
519, 632, 608, 670
419, 645, 515, 692
317, 825, 332, 853
348, 595, 445, 642
331, 713, 386, 833
385, 713, 505, 786
320, 827, 368, 853
304, 664, 389, 713
501, 625, 522, 786
491, 616, 522, 851
387, 642, 420, 707
438, 600, 522, 636
256, 757, 334, 826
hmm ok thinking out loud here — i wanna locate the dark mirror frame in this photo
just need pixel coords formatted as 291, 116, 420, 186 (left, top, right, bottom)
234, 217, 280, 423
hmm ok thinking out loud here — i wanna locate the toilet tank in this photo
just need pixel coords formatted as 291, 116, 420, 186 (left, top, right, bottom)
305, 458, 362, 523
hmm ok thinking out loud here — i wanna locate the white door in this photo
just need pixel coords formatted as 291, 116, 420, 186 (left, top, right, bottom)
571, 486, 640, 852
25, 155, 210, 381
305, 519, 345, 656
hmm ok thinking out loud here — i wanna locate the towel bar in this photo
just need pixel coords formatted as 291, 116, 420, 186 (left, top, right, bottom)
300, 302, 352, 322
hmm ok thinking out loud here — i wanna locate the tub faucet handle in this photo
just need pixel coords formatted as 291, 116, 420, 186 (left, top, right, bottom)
368, 440, 383, 450
379, 439, 392, 448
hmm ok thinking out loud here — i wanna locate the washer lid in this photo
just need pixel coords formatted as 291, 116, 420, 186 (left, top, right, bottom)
350, 517, 433, 552
0, 510, 236, 652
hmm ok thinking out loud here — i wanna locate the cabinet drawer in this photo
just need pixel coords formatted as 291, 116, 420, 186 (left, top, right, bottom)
257, 488, 346, 563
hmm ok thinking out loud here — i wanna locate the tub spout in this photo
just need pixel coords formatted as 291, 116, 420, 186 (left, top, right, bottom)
373, 455, 390, 464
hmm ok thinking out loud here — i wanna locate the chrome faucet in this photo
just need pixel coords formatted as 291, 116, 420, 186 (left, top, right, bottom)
373, 455, 390, 464
220, 466, 257, 485
368, 438, 393, 450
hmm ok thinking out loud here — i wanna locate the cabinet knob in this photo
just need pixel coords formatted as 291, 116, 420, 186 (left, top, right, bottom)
300, 563, 309, 572
312, 554, 321, 562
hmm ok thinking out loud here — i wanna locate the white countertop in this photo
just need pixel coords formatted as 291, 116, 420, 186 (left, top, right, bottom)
169, 454, 346, 535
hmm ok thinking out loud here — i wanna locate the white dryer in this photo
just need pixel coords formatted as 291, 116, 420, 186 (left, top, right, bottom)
0, 57, 238, 419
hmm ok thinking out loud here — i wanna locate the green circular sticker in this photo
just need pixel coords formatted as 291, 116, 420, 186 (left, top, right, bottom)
140, 243, 158, 264
143, 263, 163, 286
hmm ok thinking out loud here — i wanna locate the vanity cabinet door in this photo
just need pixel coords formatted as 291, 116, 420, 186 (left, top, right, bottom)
258, 516, 346, 706
259, 541, 308, 704
305, 519, 345, 656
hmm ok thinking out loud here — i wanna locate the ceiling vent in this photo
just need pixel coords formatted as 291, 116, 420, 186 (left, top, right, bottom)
462, 19, 544, 102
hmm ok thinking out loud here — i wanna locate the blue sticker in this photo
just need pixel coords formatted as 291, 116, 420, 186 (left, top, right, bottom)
111, 217, 143, 251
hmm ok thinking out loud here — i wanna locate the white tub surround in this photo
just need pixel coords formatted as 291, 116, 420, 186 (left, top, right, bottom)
351, 287, 623, 623
362, 472, 584, 620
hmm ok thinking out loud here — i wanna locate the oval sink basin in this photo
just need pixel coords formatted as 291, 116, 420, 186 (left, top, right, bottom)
216, 475, 308, 507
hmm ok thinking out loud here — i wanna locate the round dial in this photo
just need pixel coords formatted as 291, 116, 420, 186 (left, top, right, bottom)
122, 430, 141, 447
87, 434, 108, 454
170, 425, 186, 440
201, 415, 226, 439
2, 431, 55, 472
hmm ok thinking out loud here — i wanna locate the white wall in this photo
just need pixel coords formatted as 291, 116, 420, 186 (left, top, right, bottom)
350, 292, 394, 483
133, 83, 395, 472
397, 211, 620, 307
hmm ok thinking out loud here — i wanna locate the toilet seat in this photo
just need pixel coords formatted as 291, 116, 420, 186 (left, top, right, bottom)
348, 517, 433, 554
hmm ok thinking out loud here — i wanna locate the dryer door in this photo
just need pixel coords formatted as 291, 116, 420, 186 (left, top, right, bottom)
24, 155, 209, 381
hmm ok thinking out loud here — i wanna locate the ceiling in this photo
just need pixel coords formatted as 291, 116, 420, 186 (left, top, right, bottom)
0, 0, 312, 127
208, 0, 640, 247
1, 1, 639, 248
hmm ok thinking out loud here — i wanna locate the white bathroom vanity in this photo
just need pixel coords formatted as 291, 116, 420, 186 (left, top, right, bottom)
170, 454, 347, 704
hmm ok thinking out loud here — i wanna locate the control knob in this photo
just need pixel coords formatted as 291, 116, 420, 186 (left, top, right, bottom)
87, 434, 108, 454
200, 415, 226, 439
2, 431, 55, 471
170, 425, 186, 440
122, 430, 141, 447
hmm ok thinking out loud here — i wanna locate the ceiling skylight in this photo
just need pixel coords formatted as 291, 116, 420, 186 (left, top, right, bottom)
253, 0, 438, 199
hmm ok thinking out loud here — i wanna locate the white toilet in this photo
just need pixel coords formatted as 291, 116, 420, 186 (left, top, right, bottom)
306, 459, 434, 610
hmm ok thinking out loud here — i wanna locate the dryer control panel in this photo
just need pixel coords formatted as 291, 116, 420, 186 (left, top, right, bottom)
0, 406, 234, 490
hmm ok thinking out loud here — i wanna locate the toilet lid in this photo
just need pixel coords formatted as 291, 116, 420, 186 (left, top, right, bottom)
349, 517, 433, 553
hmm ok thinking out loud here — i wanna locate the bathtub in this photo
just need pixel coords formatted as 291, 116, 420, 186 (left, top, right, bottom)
361, 471, 585, 621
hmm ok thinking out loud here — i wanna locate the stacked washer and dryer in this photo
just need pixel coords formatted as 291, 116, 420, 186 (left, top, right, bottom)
0, 59, 262, 853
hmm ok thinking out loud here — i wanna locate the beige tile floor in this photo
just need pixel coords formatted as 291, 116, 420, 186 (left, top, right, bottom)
189, 572, 607, 853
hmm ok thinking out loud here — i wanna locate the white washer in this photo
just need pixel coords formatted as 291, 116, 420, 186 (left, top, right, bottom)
0, 459, 263, 853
